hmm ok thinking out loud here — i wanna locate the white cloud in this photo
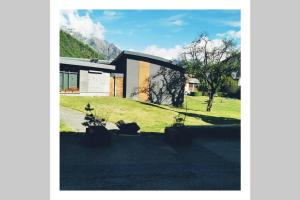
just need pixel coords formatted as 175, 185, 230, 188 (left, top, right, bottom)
163, 14, 186, 26
60, 10, 105, 40
216, 30, 241, 40
143, 45, 184, 60
222, 21, 241, 27
101, 11, 122, 21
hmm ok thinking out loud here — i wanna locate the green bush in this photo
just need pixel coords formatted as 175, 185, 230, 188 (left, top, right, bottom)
216, 92, 225, 97
220, 76, 240, 99
190, 91, 201, 96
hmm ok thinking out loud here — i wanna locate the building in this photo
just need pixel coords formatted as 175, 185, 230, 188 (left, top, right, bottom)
111, 51, 185, 105
184, 76, 200, 94
60, 51, 185, 106
60, 57, 115, 96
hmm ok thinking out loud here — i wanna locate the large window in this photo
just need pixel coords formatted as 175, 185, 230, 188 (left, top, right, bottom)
60, 71, 79, 92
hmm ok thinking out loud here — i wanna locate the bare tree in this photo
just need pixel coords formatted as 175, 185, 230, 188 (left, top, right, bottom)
182, 33, 240, 111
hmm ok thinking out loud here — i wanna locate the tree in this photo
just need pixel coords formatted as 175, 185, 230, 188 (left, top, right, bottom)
131, 67, 185, 107
182, 33, 240, 111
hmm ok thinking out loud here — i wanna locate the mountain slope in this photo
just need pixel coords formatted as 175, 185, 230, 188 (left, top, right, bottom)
61, 27, 121, 60
60, 30, 105, 59
85, 37, 121, 60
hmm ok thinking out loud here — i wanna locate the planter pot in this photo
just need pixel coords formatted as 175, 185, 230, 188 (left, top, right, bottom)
86, 126, 111, 146
165, 127, 192, 146
116, 120, 140, 135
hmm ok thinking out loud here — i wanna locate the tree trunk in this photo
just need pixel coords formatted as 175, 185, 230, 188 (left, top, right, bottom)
207, 92, 214, 112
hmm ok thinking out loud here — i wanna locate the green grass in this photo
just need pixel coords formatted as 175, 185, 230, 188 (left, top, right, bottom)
60, 120, 74, 132
60, 96, 240, 133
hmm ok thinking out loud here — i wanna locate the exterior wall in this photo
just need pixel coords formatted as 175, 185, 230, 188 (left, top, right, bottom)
78, 69, 110, 96
149, 63, 172, 104
115, 77, 124, 97
79, 70, 89, 93
110, 76, 124, 97
109, 77, 114, 96
87, 72, 110, 95
112, 55, 185, 105
88, 72, 108, 92
126, 59, 139, 100
138, 61, 150, 101
122, 58, 184, 105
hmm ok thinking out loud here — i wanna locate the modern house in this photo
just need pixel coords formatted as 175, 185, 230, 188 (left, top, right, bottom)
60, 51, 185, 105
60, 57, 115, 96
111, 51, 185, 104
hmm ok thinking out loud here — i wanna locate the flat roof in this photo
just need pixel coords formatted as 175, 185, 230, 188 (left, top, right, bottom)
111, 50, 184, 72
188, 78, 200, 84
60, 57, 115, 70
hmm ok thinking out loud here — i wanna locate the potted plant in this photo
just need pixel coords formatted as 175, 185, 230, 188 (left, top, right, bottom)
165, 114, 192, 145
82, 103, 111, 145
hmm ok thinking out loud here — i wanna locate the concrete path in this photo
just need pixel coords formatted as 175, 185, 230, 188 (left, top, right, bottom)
60, 106, 119, 132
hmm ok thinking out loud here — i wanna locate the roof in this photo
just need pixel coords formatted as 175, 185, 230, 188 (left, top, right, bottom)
111, 50, 184, 72
188, 78, 200, 84
60, 57, 115, 70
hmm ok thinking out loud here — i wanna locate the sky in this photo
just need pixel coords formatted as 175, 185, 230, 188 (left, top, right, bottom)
60, 10, 240, 60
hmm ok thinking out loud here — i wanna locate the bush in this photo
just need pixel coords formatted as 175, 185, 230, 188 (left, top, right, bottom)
190, 91, 201, 96
220, 76, 240, 99
201, 91, 209, 96
215, 92, 225, 97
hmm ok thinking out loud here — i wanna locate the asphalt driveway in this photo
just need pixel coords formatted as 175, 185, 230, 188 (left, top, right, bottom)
60, 133, 240, 190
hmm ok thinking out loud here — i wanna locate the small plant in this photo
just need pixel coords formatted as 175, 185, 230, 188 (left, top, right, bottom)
172, 113, 185, 128
82, 103, 106, 127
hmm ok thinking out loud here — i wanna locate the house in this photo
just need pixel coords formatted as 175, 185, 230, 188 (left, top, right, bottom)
111, 51, 185, 105
60, 57, 115, 96
184, 76, 200, 94
60, 51, 185, 106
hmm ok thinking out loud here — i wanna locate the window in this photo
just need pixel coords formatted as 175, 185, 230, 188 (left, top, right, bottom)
60, 71, 79, 92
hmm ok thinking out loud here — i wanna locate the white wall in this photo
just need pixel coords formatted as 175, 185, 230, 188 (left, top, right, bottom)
87, 72, 110, 96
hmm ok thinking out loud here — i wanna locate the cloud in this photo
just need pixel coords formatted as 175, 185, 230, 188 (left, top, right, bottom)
60, 10, 105, 40
143, 45, 184, 60
222, 21, 241, 27
216, 30, 241, 40
163, 14, 186, 26
101, 11, 122, 21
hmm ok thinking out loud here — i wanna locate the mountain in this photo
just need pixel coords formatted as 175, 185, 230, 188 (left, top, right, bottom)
61, 27, 122, 60
60, 30, 105, 59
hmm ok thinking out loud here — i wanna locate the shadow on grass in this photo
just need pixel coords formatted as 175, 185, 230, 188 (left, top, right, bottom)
138, 101, 240, 125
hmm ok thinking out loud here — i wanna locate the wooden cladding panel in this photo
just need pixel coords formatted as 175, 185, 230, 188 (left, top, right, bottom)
138, 61, 150, 101
109, 77, 114, 96
115, 77, 124, 97
110, 76, 124, 97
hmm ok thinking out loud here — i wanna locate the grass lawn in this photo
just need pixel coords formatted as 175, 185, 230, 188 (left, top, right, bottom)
60, 95, 240, 133
60, 120, 74, 132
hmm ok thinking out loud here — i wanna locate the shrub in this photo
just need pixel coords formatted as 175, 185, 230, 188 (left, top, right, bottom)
172, 113, 185, 128
190, 91, 201, 96
215, 92, 225, 97
201, 91, 209, 96
220, 76, 240, 99
82, 103, 106, 128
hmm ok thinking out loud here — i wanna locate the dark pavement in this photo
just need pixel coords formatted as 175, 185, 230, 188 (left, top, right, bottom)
60, 133, 240, 190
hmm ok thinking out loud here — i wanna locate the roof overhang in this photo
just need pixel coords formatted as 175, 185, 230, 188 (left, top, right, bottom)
111, 51, 185, 72
60, 57, 115, 70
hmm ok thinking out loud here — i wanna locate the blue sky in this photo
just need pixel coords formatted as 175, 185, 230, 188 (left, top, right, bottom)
61, 10, 240, 59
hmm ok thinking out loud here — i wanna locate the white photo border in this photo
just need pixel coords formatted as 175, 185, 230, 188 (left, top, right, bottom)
50, 0, 250, 199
